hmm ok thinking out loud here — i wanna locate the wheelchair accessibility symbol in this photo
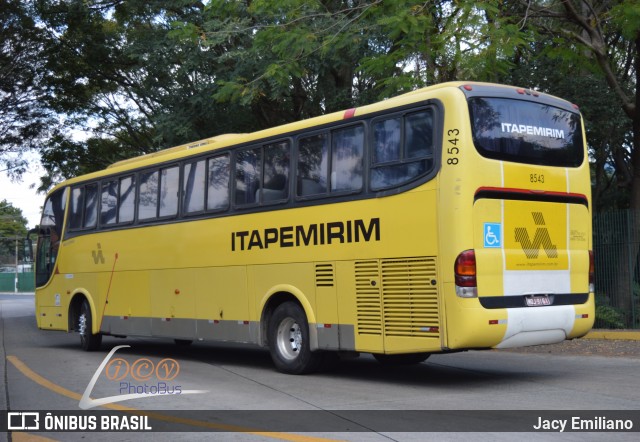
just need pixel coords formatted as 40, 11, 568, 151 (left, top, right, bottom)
484, 223, 501, 248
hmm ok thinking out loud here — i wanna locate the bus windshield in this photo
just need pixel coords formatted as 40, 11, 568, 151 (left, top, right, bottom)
469, 97, 584, 167
35, 188, 67, 287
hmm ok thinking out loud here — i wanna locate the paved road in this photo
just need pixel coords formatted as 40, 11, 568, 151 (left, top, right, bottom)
1, 295, 638, 441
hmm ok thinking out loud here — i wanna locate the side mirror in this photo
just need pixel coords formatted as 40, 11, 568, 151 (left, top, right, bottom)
23, 239, 33, 262
24, 228, 38, 262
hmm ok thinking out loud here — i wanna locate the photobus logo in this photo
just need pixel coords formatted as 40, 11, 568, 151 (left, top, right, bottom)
80, 345, 207, 409
106, 353, 180, 393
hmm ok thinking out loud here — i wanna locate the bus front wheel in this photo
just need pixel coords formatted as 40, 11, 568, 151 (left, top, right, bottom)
268, 302, 323, 374
78, 299, 102, 351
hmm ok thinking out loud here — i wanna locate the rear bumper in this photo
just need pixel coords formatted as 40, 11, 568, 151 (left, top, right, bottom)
445, 290, 594, 349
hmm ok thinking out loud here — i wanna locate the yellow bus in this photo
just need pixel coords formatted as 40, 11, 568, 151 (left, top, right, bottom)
32, 82, 594, 373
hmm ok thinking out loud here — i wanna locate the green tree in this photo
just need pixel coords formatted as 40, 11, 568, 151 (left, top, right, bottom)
522, 1, 638, 209
16, 0, 632, 211
0, 0, 54, 178
30, 0, 533, 186
34, 0, 256, 188
0, 200, 28, 264
184, 0, 532, 118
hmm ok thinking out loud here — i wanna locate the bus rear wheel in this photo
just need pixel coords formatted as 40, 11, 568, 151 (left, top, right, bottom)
78, 299, 102, 351
268, 302, 323, 374
373, 353, 430, 365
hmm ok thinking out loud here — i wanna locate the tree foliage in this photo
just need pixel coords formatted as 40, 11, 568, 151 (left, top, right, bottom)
187, 0, 532, 117
0, 199, 28, 264
0, 0, 54, 178
0, 0, 636, 214
518, 1, 638, 211
33, 0, 257, 187
22, 0, 538, 189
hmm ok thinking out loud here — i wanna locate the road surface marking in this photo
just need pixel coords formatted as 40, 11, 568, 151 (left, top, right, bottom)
7, 355, 343, 442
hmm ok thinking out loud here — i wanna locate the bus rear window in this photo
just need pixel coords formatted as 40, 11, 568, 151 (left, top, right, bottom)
469, 98, 584, 167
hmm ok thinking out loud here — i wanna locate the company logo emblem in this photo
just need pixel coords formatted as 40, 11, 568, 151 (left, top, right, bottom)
514, 212, 558, 259
7, 412, 40, 430
92, 243, 105, 264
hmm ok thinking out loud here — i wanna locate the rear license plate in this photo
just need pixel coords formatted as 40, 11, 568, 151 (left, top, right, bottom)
525, 295, 551, 307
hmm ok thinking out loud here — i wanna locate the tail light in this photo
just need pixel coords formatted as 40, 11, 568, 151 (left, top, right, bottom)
589, 250, 594, 292
455, 250, 478, 298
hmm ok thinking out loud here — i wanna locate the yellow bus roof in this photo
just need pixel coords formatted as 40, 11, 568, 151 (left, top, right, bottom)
47, 81, 526, 192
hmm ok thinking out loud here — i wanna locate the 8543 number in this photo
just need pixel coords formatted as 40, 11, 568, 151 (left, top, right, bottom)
447, 129, 460, 165
530, 173, 545, 184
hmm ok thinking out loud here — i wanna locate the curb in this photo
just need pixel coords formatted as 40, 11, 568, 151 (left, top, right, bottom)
584, 330, 640, 341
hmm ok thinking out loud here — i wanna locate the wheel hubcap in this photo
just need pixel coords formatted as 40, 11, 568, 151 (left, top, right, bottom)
78, 313, 87, 336
276, 317, 302, 360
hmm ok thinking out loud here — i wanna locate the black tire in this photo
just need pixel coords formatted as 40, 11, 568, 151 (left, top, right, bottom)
79, 299, 102, 351
268, 302, 324, 374
373, 353, 430, 366
174, 339, 193, 346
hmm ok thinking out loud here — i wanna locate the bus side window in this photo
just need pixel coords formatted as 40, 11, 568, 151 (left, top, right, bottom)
69, 187, 84, 230
297, 134, 328, 197
208, 154, 230, 211
83, 183, 99, 229
371, 109, 434, 190
100, 180, 118, 226
405, 111, 433, 158
331, 125, 364, 192
372, 118, 401, 164
183, 160, 205, 214
159, 166, 179, 218
69, 184, 98, 231
235, 148, 261, 206
262, 141, 290, 203
138, 170, 159, 221
118, 175, 135, 223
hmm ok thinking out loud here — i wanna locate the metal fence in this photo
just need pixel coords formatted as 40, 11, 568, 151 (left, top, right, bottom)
0, 271, 35, 292
593, 210, 640, 329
